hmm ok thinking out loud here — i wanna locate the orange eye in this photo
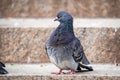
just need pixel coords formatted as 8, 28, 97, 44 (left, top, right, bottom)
58, 16, 61, 18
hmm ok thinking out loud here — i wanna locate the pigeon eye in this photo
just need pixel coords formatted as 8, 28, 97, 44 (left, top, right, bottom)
58, 16, 61, 18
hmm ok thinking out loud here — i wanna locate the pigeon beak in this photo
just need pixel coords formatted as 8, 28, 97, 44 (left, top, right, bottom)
54, 18, 59, 21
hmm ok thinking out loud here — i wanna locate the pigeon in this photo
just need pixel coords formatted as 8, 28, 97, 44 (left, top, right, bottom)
0, 62, 8, 74
45, 11, 93, 74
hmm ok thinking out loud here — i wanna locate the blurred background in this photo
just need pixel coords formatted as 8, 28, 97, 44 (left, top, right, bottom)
0, 0, 120, 64
0, 0, 119, 18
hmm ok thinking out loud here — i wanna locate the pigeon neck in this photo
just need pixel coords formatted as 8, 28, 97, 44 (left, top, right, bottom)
60, 21, 74, 33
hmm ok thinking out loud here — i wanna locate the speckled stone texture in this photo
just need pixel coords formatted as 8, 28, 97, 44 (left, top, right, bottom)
0, 63, 120, 80
0, 28, 120, 64
0, 0, 119, 18
0, 76, 120, 80
0, 28, 51, 63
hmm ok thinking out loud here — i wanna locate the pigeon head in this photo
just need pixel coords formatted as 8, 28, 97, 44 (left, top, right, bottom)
54, 11, 73, 23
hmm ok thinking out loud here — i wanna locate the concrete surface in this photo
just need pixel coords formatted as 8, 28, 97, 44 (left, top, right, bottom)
0, 18, 120, 28
0, 63, 120, 80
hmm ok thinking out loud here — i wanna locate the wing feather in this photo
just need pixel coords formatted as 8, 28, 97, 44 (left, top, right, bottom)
72, 38, 90, 64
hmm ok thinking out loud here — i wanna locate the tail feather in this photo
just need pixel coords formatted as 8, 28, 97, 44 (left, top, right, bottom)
78, 63, 93, 71
0, 62, 8, 74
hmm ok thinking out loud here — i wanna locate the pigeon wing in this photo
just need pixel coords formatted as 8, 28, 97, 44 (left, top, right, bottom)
72, 38, 90, 65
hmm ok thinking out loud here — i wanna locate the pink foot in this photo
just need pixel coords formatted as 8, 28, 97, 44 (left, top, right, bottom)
66, 70, 76, 74
51, 69, 65, 75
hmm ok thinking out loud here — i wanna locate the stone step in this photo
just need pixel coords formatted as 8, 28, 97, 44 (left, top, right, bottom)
0, 18, 120, 28
0, 18, 120, 64
0, 63, 120, 80
0, 0, 119, 18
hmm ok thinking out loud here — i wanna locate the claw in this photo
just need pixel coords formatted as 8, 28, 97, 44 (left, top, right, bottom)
51, 69, 64, 74
51, 69, 76, 74
66, 70, 76, 74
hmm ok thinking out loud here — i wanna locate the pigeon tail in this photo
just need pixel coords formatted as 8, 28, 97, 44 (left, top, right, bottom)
0, 62, 8, 74
78, 63, 93, 71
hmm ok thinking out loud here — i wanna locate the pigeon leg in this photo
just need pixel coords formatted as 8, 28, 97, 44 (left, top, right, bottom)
66, 70, 76, 74
51, 69, 64, 74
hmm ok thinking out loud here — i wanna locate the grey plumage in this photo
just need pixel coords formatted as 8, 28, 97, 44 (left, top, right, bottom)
0, 62, 8, 74
45, 11, 93, 73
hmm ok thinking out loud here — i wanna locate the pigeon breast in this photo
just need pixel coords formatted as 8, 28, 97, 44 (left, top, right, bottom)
46, 23, 75, 46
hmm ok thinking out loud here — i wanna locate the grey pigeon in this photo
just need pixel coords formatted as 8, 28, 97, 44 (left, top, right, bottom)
0, 62, 8, 74
45, 11, 93, 74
